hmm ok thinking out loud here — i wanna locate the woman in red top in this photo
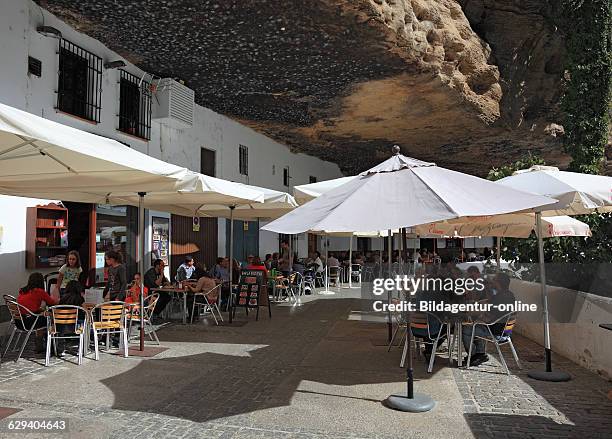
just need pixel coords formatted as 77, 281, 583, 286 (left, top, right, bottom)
17, 272, 58, 330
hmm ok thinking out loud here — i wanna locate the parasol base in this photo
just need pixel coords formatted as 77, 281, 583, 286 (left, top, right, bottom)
528, 370, 571, 382
384, 393, 435, 412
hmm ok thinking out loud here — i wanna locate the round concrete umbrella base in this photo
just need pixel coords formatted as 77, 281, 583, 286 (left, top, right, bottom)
528, 370, 571, 382
385, 393, 435, 412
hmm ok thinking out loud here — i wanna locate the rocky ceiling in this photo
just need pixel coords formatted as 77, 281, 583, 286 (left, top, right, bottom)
38, 0, 572, 176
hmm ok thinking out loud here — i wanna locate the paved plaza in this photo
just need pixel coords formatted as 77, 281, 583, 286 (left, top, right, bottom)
1, 293, 611, 439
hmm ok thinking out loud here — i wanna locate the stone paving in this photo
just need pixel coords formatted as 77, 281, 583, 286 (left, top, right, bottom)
0, 293, 611, 439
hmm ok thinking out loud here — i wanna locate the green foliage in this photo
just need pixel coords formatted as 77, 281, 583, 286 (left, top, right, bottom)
557, 0, 612, 174
486, 154, 545, 181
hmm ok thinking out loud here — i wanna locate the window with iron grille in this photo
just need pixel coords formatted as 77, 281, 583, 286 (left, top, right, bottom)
57, 39, 102, 122
309, 176, 317, 184
118, 70, 152, 140
283, 166, 290, 187
239, 145, 248, 176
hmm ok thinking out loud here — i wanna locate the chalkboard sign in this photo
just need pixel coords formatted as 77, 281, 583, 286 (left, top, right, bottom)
235, 269, 271, 320
237, 269, 264, 308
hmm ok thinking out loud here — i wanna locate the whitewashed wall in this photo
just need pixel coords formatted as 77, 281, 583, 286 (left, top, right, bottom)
0, 0, 343, 294
511, 279, 612, 380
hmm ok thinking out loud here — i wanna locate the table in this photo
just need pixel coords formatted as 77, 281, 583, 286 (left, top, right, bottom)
151, 287, 189, 324
600, 323, 612, 331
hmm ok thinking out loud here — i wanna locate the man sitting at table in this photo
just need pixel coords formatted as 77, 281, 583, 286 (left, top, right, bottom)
462, 272, 515, 366
176, 255, 196, 282
144, 259, 172, 322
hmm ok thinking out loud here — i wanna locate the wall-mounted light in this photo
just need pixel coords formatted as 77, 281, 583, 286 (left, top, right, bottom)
36, 25, 62, 39
104, 60, 126, 69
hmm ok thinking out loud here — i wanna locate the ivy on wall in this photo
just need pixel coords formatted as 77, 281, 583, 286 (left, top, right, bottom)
557, 0, 612, 174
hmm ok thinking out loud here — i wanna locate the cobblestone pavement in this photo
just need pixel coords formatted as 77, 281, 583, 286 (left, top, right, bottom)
0, 295, 611, 439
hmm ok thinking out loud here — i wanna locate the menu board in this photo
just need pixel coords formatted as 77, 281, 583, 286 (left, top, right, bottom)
237, 269, 265, 308
152, 216, 170, 265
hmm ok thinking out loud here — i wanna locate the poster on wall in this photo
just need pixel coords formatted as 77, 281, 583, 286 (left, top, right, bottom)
151, 216, 170, 266
193, 217, 200, 232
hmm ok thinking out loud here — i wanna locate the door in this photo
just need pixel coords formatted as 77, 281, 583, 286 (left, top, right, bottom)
226, 219, 259, 263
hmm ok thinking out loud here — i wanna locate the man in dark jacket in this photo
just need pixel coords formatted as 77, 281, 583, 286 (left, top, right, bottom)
144, 259, 171, 321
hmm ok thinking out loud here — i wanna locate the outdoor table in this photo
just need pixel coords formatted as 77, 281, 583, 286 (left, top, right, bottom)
600, 324, 612, 332
151, 286, 189, 324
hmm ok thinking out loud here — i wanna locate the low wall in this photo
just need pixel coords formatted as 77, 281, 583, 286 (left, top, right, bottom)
511, 279, 612, 380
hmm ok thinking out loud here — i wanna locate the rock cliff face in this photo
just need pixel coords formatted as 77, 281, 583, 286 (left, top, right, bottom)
38, 0, 572, 175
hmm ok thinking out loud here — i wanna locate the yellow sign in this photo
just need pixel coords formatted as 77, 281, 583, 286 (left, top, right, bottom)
243, 221, 249, 231
192, 217, 200, 232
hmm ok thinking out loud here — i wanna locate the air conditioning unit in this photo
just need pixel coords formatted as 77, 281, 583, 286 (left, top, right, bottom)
152, 78, 194, 128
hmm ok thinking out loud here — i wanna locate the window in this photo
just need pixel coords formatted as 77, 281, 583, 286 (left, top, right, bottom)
57, 39, 102, 122
283, 166, 290, 187
28, 56, 42, 77
200, 148, 216, 177
118, 70, 152, 140
309, 176, 317, 184
239, 145, 248, 176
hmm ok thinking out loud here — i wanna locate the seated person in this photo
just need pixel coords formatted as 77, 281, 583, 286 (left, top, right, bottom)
185, 272, 220, 320
264, 254, 273, 270
176, 255, 196, 282
16, 273, 59, 352
18, 272, 59, 324
246, 256, 267, 271
125, 272, 149, 305
312, 251, 324, 273
212, 257, 229, 282
144, 259, 171, 320
55, 280, 86, 358
242, 255, 255, 269
327, 253, 340, 268
292, 253, 305, 275
462, 272, 515, 366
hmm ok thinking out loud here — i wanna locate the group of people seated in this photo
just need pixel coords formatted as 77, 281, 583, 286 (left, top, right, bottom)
408, 264, 516, 368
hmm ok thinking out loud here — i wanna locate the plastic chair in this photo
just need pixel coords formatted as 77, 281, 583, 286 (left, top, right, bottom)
45, 305, 87, 366
1, 300, 44, 364
466, 311, 522, 375
191, 284, 223, 325
289, 272, 304, 298
328, 266, 341, 287
350, 264, 362, 285
44, 272, 60, 294
127, 293, 160, 345
90, 301, 128, 359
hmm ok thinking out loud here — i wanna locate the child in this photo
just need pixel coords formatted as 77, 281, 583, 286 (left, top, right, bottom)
125, 272, 148, 305
57, 251, 83, 294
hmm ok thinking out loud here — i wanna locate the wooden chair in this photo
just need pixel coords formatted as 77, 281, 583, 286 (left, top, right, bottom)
127, 293, 160, 345
1, 300, 45, 364
90, 301, 128, 359
45, 305, 87, 366
190, 284, 223, 325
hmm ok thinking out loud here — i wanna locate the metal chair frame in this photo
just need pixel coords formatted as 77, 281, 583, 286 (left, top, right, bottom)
467, 311, 522, 375
45, 305, 87, 366
127, 293, 160, 345
89, 301, 128, 359
190, 284, 223, 325
1, 299, 43, 364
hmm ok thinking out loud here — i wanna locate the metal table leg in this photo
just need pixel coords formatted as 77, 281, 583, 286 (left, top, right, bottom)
182, 292, 187, 325
457, 320, 463, 367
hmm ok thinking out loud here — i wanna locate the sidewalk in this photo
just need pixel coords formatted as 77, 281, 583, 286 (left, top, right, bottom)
0, 294, 610, 438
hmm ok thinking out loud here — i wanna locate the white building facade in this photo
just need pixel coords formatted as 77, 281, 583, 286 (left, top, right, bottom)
0, 0, 343, 293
